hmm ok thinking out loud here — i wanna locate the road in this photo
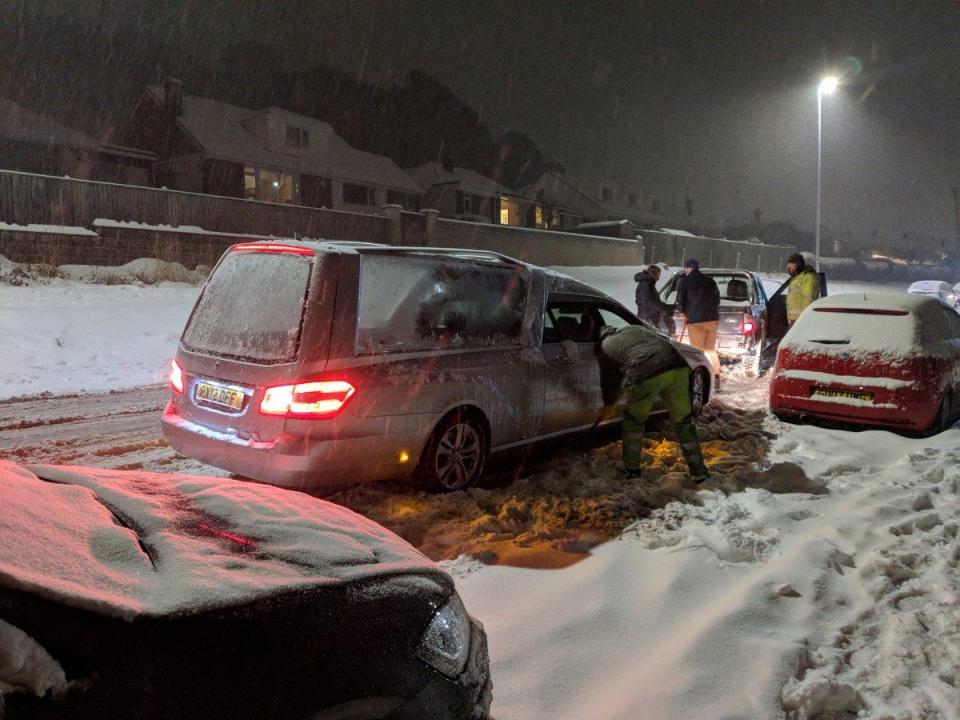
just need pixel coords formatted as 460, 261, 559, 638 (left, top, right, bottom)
0, 386, 221, 475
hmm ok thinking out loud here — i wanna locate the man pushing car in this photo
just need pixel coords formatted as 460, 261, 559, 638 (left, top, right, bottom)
598, 323, 710, 483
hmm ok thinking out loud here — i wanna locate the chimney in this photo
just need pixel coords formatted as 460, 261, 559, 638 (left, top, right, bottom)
162, 77, 183, 117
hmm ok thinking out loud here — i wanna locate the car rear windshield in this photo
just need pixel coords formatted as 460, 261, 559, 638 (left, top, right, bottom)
357, 254, 527, 354
787, 306, 919, 356
182, 251, 314, 363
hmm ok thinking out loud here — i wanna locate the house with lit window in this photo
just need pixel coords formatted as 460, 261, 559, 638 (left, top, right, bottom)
407, 161, 542, 227
122, 80, 423, 212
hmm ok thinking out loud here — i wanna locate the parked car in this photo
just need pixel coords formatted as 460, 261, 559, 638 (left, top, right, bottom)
769, 293, 960, 434
659, 269, 786, 375
162, 242, 714, 491
0, 461, 490, 719
907, 280, 959, 310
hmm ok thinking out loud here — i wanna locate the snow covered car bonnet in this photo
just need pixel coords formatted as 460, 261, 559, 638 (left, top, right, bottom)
0, 461, 450, 620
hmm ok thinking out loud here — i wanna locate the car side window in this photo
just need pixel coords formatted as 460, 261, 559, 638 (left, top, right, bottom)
597, 307, 634, 329
547, 302, 596, 343
661, 275, 679, 304
542, 310, 561, 343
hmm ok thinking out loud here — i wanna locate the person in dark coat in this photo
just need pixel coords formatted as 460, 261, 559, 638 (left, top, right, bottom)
675, 258, 720, 377
634, 265, 675, 335
598, 324, 709, 482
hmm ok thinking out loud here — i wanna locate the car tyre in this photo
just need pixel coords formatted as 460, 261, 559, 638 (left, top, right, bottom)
926, 392, 954, 437
415, 410, 488, 492
689, 368, 707, 418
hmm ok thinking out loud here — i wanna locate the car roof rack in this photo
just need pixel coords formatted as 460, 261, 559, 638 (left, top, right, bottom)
343, 244, 528, 267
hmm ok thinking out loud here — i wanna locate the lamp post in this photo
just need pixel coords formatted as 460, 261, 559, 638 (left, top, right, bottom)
815, 75, 838, 272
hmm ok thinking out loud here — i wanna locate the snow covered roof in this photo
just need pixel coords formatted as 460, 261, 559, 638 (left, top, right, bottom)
144, 87, 422, 194
407, 161, 521, 198
0, 97, 99, 151
806, 292, 937, 313
0, 462, 448, 620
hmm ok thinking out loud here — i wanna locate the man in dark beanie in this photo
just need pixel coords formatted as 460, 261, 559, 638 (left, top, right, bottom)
598, 324, 709, 482
676, 258, 720, 377
786, 253, 819, 324
634, 264, 675, 334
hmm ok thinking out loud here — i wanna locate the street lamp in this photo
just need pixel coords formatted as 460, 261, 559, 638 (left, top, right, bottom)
815, 75, 838, 271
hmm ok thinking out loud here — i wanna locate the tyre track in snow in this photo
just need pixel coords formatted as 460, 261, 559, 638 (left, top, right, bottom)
0, 386, 218, 473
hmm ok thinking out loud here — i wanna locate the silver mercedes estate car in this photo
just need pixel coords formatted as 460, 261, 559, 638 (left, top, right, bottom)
162, 241, 714, 491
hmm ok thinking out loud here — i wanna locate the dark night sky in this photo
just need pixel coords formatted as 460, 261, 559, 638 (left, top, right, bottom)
4, 0, 960, 243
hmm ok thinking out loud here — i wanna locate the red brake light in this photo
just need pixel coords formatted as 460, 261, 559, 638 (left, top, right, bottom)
231, 242, 315, 256
742, 317, 755, 336
259, 380, 355, 418
170, 359, 184, 394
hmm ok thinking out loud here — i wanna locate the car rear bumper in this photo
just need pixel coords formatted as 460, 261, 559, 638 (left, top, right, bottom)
161, 401, 428, 488
770, 381, 936, 432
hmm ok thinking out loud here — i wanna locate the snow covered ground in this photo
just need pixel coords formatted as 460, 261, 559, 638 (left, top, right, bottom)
1, 264, 957, 718
0, 275, 198, 399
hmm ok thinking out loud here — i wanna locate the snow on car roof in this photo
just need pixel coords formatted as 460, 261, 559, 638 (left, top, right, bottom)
907, 280, 951, 295
782, 293, 938, 357
0, 462, 449, 620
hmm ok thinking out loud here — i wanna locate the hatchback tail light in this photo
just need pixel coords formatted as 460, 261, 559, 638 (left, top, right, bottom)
259, 380, 356, 418
742, 315, 755, 336
170, 359, 184, 394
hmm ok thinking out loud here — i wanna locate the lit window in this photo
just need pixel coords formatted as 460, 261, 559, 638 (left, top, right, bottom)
535, 206, 544, 226
286, 125, 309, 149
500, 207, 510, 224
243, 166, 299, 203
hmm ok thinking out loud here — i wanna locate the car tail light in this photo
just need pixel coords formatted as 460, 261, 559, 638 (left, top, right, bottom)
259, 380, 355, 418
742, 316, 755, 336
231, 242, 315, 256
170, 359, 184, 394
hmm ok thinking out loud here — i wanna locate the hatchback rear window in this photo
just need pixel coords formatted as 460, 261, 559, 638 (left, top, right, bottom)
182, 251, 314, 363
357, 254, 527, 354
787, 304, 919, 355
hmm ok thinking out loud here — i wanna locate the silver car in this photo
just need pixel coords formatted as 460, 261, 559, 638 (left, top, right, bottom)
162, 242, 714, 491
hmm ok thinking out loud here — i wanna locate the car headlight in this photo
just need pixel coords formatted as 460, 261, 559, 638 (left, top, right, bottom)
415, 592, 471, 678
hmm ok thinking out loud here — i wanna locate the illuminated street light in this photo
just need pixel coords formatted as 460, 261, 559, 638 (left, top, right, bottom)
815, 75, 839, 272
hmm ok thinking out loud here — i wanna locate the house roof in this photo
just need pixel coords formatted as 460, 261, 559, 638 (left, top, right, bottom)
0, 97, 99, 151
145, 87, 422, 194
407, 161, 521, 198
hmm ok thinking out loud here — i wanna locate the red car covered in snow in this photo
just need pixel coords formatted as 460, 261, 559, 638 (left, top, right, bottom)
770, 293, 960, 435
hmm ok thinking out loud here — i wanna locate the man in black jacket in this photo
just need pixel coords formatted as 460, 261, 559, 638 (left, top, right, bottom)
676, 258, 720, 377
634, 265, 675, 335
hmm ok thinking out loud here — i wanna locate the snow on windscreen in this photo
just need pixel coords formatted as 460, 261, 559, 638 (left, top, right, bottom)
181, 251, 313, 363
0, 462, 446, 620
357, 255, 527, 354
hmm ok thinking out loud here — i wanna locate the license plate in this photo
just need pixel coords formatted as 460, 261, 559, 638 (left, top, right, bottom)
811, 387, 874, 402
195, 382, 245, 411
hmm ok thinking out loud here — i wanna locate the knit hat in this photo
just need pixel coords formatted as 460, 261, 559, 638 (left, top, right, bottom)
683, 258, 700, 270
787, 253, 805, 267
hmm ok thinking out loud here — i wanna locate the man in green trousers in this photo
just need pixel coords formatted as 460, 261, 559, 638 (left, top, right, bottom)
598, 324, 709, 483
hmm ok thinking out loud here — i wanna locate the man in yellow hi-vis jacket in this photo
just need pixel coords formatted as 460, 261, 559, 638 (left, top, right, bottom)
786, 253, 820, 324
